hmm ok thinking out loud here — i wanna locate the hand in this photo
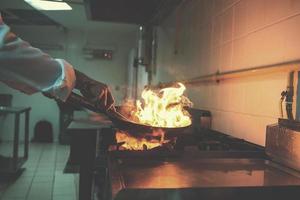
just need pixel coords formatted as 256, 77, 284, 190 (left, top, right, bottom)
75, 70, 115, 111
42, 92, 55, 99
81, 81, 115, 111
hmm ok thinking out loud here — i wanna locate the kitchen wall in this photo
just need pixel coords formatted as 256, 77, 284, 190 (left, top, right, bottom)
0, 25, 136, 142
153, 0, 300, 146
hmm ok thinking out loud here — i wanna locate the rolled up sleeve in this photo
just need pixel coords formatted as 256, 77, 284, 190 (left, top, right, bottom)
42, 59, 76, 101
0, 14, 76, 101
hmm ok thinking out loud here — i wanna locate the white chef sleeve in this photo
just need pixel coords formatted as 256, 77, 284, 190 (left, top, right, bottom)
0, 15, 76, 101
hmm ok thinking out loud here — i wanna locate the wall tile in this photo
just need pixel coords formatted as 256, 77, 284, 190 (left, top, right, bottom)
258, 22, 287, 65
214, 84, 223, 110
290, 0, 300, 15
211, 15, 222, 48
199, 52, 211, 76
232, 37, 248, 69
222, 112, 235, 134
283, 15, 300, 61
220, 42, 233, 71
243, 30, 266, 67
199, 26, 212, 56
211, 110, 224, 132
265, 0, 291, 24
243, 80, 262, 115
210, 46, 221, 73
199, 0, 215, 25
208, 84, 219, 108
214, 0, 224, 16
231, 113, 248, 139
188, 86, 204, 107
223, 82, 235, 111
256, 73, 287, 118
231, 81, 246, 113
221, 8, 234, 43
217, 84, 228, 110
242, 115, 262, 145
222, 0, 237, 9
246, 0, 266, 32
234, 0, 248, 38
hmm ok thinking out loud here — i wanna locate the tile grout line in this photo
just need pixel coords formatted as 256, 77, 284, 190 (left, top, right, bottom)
25, 144, 45, 200
223, 10, 300, 45
198, 106, 278, 119
51, 144, 59, 200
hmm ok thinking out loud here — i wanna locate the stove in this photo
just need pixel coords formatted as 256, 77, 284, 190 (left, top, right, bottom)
94, 111, 300, 200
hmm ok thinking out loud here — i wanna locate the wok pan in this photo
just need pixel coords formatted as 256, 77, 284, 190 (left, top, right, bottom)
67, 92, 191, 136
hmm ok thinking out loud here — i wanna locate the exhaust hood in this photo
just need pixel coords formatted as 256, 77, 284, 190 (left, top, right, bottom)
84, 0, 183, 25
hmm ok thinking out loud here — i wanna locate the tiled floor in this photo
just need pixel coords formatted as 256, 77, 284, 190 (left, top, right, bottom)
0, 143, 78, 200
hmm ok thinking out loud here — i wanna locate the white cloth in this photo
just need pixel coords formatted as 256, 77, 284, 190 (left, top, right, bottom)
0, 14, 76, 101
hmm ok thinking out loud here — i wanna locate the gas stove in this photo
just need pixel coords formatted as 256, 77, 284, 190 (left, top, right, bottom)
94, 124, 300, 200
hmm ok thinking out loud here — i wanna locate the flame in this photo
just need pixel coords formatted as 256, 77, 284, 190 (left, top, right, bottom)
115, 83, 192, 151
134, 83, 192, 128
115, 129, 167, 150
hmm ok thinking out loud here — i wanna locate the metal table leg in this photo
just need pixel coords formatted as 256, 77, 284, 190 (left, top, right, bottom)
12, 113, 20, 171
79, 132, 97, 200
24, 110, 30, 159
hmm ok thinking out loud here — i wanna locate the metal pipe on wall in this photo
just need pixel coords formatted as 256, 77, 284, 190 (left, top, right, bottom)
156, 59, 300, 87
155, 59, 300, 121
133, 26, 145, 100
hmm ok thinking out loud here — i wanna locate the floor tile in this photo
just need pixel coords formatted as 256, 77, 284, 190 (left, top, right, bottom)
32, 175, 54, 183
0, 143, 76, 200
53, 194, 76, 200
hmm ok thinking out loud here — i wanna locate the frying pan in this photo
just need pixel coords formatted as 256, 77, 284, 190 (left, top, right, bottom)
67, 92, 191, 136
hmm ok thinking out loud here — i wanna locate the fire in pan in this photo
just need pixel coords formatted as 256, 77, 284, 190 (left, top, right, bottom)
67, 83, 192, 138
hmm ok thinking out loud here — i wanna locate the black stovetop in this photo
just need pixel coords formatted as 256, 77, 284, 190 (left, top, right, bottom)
174, 128, 264, 152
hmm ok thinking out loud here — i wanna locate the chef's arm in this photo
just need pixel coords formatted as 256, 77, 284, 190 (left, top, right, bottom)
0, 15, 114, 109
0, 15, 76, 101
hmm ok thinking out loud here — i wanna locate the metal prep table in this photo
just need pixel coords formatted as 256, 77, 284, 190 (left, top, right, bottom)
66, 115, 113, 200
0, 106, 31, 175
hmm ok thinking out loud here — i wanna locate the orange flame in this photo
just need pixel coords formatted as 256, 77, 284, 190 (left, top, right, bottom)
115, 129, 167, 150
134, 83, 192, 128
116, 83, 192, 150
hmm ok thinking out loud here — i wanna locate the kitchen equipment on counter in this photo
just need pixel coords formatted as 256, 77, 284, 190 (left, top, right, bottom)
266, 123, 300, 172
278, 118, 300, 131
186, 108, 211, 131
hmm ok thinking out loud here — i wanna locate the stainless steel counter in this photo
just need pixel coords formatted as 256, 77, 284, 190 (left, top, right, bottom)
108, 152, 300, 200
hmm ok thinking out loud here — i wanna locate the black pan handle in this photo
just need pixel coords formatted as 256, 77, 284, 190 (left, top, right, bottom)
67, 92, 129, 121
67, 92, 104, 113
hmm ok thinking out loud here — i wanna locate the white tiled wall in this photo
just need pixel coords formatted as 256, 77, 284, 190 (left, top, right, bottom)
154, 0, 300, 146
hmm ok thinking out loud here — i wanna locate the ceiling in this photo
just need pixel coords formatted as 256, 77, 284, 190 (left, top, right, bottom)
0, 0, 138, 35
1, 9, 61, 26
85, 0, 183, 25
